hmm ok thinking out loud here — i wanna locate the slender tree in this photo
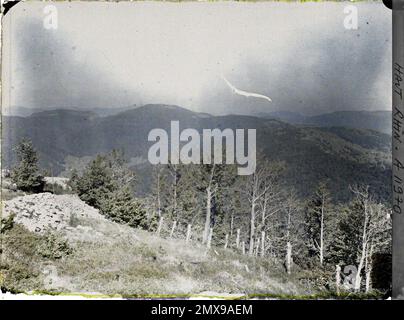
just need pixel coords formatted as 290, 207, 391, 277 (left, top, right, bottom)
331, 185, 391, 291
305, 182, 332, 266
243, 160, 283, 255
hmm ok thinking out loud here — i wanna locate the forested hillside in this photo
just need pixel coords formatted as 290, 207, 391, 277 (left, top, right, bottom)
2, 105, 391, 201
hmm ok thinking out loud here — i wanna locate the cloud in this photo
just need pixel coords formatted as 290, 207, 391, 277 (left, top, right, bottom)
4, 2, 391, 116
10, 18, 141, 110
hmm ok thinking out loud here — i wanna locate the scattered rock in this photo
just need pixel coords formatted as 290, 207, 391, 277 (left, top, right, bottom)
2, 192, 103, 235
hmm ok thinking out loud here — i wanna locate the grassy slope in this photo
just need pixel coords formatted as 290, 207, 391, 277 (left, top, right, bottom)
1, 202, 315, 298
49, 222, 309, 297
1, 192, 387, 299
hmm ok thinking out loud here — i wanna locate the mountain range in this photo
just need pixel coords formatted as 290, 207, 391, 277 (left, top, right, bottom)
2, 105, 392, 202
5, 106, 392, 135
259, 110, 392, 135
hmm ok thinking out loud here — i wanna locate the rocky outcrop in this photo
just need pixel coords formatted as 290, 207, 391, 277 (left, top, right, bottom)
2, 192, 102, 234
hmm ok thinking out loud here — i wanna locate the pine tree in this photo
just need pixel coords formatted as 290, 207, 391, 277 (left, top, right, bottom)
176, 164, 201, 226
11, 138, 45, 193
100, 186, 148, 229
73, 155, 114, 208
72, 150, 148, 228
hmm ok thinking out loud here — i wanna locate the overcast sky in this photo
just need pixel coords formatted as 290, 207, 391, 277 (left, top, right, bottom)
2, 1, 391, 116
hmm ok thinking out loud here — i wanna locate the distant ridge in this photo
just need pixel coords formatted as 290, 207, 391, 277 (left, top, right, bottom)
2, 104, 391, 201
259, 110, 392, 134
7, 106, 390, 134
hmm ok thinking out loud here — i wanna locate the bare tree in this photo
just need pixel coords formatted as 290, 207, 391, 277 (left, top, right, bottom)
349, 186, 391, 291
305, 182, 331, 266
243, 161, 283, 255
280, 190, 302, 274
151, 165, 166, 218
202, 165, 217, 244
167, 163, 181, 220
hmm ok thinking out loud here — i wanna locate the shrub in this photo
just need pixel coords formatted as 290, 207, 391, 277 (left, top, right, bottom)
36, 232, 72, 260
1, 214, 15, 234
0, 224, 44, 292
69, 213, 80, 228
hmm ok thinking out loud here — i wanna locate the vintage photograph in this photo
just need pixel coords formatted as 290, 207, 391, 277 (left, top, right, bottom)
0, 1, 393, 299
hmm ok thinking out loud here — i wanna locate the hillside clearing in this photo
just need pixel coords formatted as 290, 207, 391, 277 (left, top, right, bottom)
1, 193, 313, 298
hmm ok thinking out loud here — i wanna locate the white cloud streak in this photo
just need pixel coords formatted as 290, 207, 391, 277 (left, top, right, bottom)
222, 75, 272, 103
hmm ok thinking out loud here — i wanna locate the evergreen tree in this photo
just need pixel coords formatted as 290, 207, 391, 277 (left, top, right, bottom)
176, 164, 201, 226
100, 186, 148, 229
11, 138, 45, 193
73, 155, 114, 208
72, 150, 147, 228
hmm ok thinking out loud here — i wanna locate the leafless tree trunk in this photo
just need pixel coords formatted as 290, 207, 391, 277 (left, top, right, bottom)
336, 265, 341, 295
365, 264, 372, 293
365, 243, 374, 293
354, 234, 367, 291
207, 227, 213, 249
261, 231, 265, 257
309, 183, 330, 266
173, 180, 177, 217
255, 237, 260, 257
156, 170, 162, 218
249, 199, 256, 255
353, 188, 370, 291
167, 164, 180, 225
230, 213, 234, 237
203, 187, 212, 244
203, 165, 216, 244
236, 228, 240, 249
169, 220, 177, 238
186, 224, 192, 243
156, 216, 164, 237
224, 234, 229, 249
286, 241, 292, 275
284, 196, 295, 275
319, 199, 324, 266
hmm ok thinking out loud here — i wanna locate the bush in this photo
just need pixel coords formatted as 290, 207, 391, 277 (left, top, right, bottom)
69, 213, 80, 228
0, 220, 72, 292
0, 224, 44, 292
1, 214, 15, 234
36, 232, 72, 260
